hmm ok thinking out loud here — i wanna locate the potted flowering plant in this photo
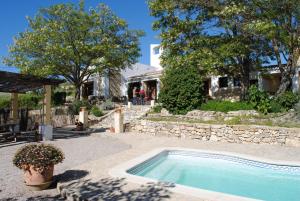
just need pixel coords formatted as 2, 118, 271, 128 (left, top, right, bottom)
13, 143, 64, 190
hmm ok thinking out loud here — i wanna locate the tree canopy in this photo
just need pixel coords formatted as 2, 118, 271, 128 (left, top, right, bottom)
149, 0, 300, 96
4, 1, 144, 99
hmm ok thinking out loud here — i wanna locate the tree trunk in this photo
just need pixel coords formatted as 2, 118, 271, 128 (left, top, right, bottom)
276, 57, 296, 96
240, 58, 251, 100
276, 69, 293, 96
240, 73, 250, 100
75, 85, 81, 100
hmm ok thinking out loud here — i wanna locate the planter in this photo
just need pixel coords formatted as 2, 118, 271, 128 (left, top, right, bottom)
24, 165, 54, 191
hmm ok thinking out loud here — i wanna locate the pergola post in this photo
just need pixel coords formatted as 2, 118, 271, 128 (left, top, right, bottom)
41, 85, 53, 141
44, 85, 52, 125
11, 93, 18, 123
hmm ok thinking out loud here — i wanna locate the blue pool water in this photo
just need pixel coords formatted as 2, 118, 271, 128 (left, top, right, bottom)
127, 151, 300, 201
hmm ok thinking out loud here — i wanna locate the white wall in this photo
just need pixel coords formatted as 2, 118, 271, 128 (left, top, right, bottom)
150, 44, 163, 69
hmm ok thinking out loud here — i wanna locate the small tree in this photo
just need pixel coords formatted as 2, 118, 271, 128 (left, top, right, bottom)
159, 64, 204, 115
4, 1, 144, 100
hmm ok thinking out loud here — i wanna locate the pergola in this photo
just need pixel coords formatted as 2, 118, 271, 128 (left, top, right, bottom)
0, 70, 64, 125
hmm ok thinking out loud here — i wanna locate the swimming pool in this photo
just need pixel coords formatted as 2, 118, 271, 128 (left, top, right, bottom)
111, 148, 300, 201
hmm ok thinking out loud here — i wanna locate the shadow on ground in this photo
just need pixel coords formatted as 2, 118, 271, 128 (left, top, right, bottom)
0, 169, 89, 201
60, 177, 175, 201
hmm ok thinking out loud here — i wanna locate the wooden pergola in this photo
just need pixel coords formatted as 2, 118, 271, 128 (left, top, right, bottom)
0, 70, 64, 125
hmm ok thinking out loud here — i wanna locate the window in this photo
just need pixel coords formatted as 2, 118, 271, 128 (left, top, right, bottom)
153, 47, 160, 55
233, 78, 241, 87
219, 77, 228, 88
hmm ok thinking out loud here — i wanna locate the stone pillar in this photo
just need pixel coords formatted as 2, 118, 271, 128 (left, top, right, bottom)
128, 102, 132, 109
114, 108, 124, 133
11, 93, 18, 123
79, 107, 89, 128
210, 76, 219, 97
151, 100, 155, 107
156, 79, 161, 97
44, 85, 52, 125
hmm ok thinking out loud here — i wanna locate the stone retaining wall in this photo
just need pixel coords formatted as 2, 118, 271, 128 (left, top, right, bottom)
28, 110, 76, 128
129, 120, 300, 147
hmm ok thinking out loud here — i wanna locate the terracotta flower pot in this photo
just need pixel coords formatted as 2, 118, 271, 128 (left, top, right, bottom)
24, 165, 54, 191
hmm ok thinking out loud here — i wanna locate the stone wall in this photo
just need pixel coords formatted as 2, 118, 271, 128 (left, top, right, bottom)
149, 109, 260, 122
28, 110, 76, 128
129, 120, 300, 147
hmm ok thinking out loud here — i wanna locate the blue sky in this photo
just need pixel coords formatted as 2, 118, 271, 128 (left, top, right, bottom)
0, 0, 160, 72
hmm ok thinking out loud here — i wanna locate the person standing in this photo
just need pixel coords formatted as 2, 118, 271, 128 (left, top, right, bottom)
139, 87, 145, 105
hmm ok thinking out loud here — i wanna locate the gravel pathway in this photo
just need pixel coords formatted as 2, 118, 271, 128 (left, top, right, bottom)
0, 134, 130, 201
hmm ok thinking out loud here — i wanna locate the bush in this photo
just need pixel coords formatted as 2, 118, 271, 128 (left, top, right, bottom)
275, 91, 299, 111
151, 105, 162, 113
159, 66, 204, 115
13, 144, 64, 173
200, 100, 253, 113
67, 100, 91, 115
0, 96, 10, 109
0, 93, 42, 109
247, 85, 270, 114
18, 93, 42, 109
91, 106, 104, 117
269, 100, 282, 113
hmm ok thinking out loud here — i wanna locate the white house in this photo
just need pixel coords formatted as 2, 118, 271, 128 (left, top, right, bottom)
82, 44, 163, 102
82, 44, 300, 102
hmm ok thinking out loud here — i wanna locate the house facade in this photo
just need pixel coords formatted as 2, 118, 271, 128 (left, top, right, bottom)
82, 44, 163, 102
83, 44, 300, 102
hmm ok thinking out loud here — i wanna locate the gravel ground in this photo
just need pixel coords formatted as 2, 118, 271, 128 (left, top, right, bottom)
0, 134, 130, 201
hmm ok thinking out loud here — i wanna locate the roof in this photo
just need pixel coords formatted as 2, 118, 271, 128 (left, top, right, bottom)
0, 71, 65, 93
121, 63, 162, 79
127, 69, 163, 83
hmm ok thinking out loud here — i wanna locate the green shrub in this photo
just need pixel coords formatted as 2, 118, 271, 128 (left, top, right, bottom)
269, 100, 282, 113
13, 144, 64, 173
151, 105, 162, 113
67, 100, 91, 115
18, 93, 42, 109
0, 93, 42, 109
256, 98, 271, 115
159, 66, 204, 115
275, 91, 299, 111
0, 96, 11, 109
91, 106, 103, 117
247, 85, 270, 114
200, 100, 253, 113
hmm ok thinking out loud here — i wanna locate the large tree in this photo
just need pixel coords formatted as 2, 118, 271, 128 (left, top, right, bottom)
4, 1, 144, 99
148, 0, 269, 99
246, 0, 300, 95
149, 0, 300, 97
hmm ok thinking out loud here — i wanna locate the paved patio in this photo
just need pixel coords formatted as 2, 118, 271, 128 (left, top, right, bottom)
0, 134, 131, 201
1, 132, 300, 201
